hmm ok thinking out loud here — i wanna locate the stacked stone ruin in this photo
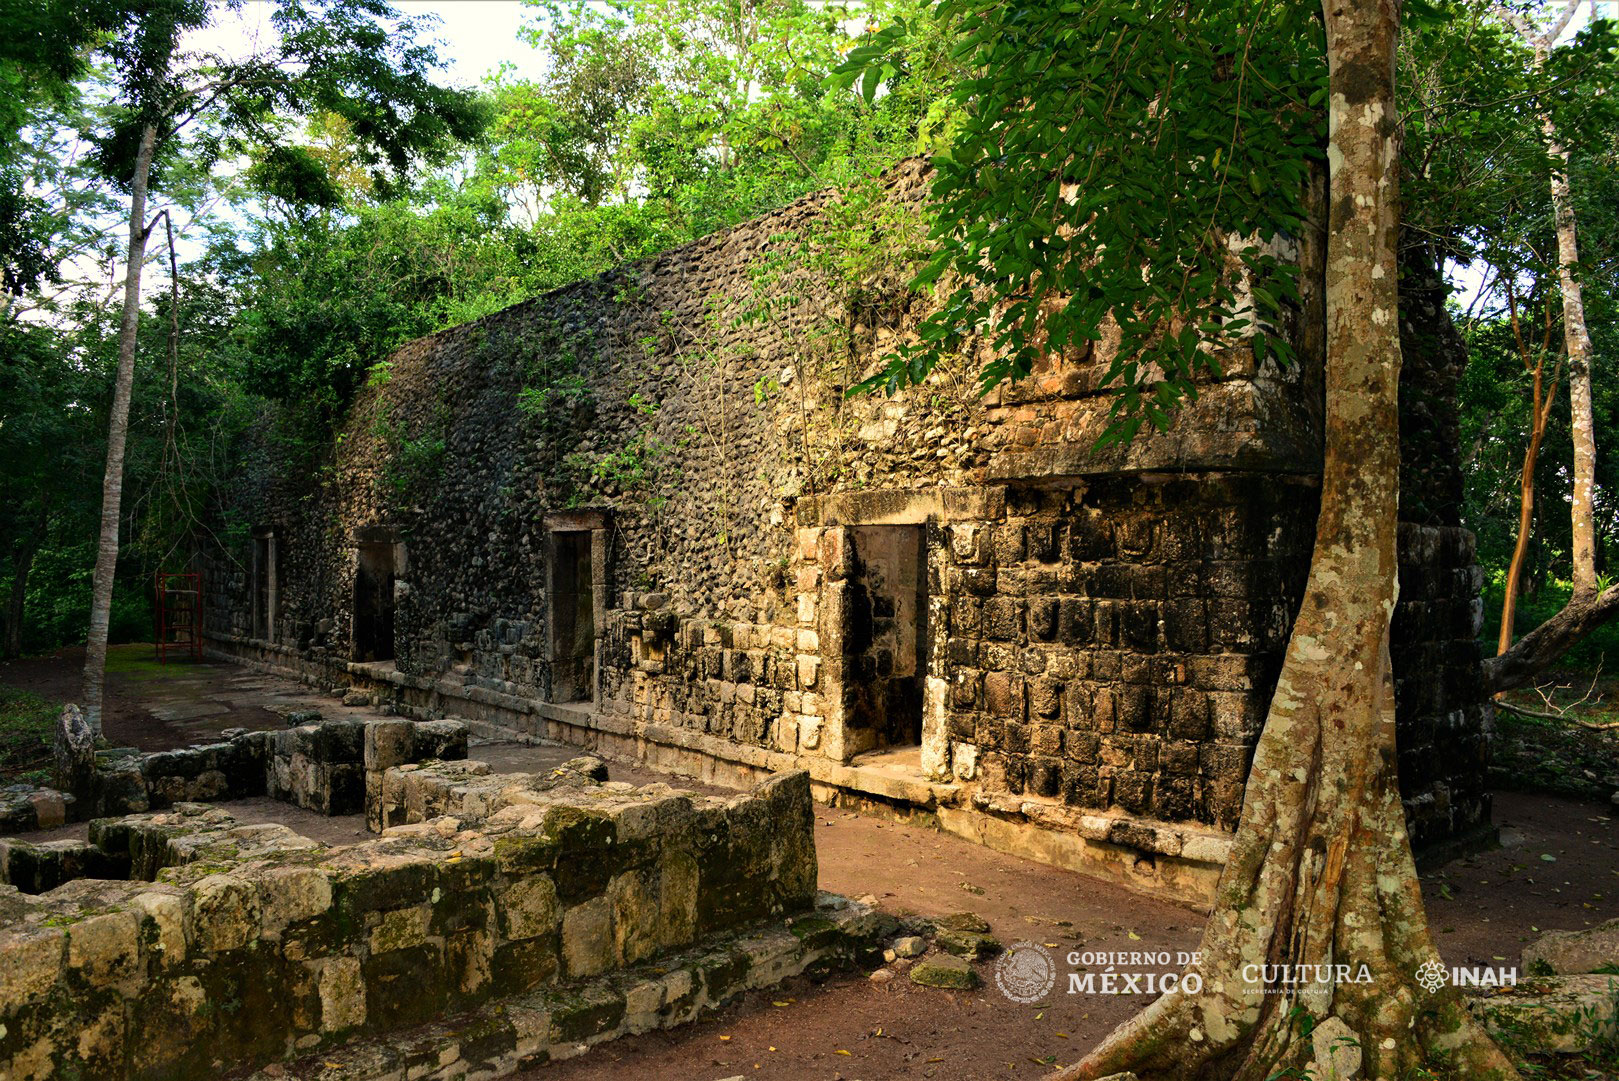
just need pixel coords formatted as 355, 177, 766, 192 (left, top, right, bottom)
201, 158, 1492, 900
0, 726, 881, 1079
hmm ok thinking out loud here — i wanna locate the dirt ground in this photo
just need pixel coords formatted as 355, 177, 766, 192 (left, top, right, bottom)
4, 651, 1618, 1079
0, 644, 338, 753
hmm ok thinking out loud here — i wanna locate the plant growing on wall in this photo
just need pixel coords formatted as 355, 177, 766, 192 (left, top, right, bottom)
372, 399, 449, 506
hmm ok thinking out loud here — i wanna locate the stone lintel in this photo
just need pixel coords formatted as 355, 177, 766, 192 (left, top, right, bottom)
797, 486, 1007, 527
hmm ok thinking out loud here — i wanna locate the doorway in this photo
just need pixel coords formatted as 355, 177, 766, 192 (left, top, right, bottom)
550, 530, 595, 702
844, 525, 926, 749
252, 532, 277, 643
353, 541, 396, 663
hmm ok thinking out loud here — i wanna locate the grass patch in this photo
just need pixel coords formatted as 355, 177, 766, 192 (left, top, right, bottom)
105, 643, 184, 681
0, 684, 58, 777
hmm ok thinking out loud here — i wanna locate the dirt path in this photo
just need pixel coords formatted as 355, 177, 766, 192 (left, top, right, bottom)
0, 644, 330, 753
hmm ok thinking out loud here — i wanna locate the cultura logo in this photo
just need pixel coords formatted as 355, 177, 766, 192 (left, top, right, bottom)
1415, 959, 1450, 994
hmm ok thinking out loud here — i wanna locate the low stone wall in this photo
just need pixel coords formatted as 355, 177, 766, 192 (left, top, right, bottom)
244, 893, 891, 1081
0, 718, 471, 832
0, 767, 820, 1081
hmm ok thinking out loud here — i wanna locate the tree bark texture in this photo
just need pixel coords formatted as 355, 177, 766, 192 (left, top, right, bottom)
81, 122, 158, 738
1549, 128, 1600, 597
1058, 2, 1518, 1078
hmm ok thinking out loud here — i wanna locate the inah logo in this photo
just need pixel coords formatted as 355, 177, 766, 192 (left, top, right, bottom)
1415, 959, 1449, 994
996, 941, 1057, 1004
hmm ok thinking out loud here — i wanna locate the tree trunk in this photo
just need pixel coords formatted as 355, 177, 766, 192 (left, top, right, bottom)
1549, 131, 1599, 597
1485, 581, 1619, 695
1497, 348, 1559, 656
1059, 2, 1518, 1078
4, 541, 36, 660
1497, 429, 1543, 656
80, 122, 157, 738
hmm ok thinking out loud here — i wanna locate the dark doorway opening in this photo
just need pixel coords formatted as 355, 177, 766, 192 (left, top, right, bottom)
845, 525, 926, 748
354, 541, 396, 663
252, 533, 277, 642
551, 531, 595, 702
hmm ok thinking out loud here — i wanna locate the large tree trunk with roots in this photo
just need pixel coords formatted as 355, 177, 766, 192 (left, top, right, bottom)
1058, 2, 1518, 1078
81, 123, 158, 739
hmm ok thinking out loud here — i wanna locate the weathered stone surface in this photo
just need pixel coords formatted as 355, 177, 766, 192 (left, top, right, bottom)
936, 928, 1000, 960
562, 895, 615, 978
910, 954, 979, 990
891, 935, 926, 958
1469, 975, 1619, 1055
1523, 918, 1619, 976
1, 762, 820, 1081
66, 910, 140, 987
933, 912, 991, 934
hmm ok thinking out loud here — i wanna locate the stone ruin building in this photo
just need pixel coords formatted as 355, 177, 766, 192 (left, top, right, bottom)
0, 158, 1496, 1081
202, 157, 1493, 903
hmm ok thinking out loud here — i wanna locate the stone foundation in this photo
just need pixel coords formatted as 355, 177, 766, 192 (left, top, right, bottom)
241, 892, 890, 1081
0, 766, 830, 1081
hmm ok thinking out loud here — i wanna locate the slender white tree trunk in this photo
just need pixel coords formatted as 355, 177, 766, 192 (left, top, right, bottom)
81, 123, 158, 738
1549, 130, 1599, 595
1495, 2, 1599, 594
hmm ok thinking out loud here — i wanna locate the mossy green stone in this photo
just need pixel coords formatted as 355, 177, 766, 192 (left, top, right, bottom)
910, 954, 978, 990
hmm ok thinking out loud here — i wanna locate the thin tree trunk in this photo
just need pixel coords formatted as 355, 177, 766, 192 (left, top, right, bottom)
1498, 435, 1540, 654
1060, 2, 1517, 1077
81, 122, 157, 738
1550, 131, 1599, 597
1497, 314, 1561, 656
4, 542, 36, 660
1493, 1, 1599, 593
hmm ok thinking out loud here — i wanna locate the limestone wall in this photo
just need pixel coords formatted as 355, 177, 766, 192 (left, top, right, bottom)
0, 770, 818, 1081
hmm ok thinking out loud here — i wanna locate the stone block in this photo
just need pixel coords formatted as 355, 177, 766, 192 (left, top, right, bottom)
67, 910, 140, 987
370, 905, 430, 953
314, 956, 367, 1032
1524, 919, 1619, 976
502, 876, 560, 941
259, 866, 333, 936
132, 890, 188, 967
562, 895, 616, 978
1470, 975, 1619, 1055
0, 927, 64, 1010
192, 874, 263, 952
910, 954, 978, 990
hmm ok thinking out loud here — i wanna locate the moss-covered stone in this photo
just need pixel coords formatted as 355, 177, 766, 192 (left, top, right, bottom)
936, 928, 1000, 960
910, 954, 979, 990
544, 983, 626, 1044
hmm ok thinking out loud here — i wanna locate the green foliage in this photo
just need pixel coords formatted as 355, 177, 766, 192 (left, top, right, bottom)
837, 0, 1325, 446
0, 684, 58, 776
373, 400, 449, 504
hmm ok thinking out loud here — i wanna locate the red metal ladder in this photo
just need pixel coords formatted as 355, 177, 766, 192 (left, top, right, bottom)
154, 571, 203, 663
